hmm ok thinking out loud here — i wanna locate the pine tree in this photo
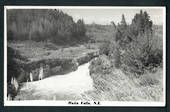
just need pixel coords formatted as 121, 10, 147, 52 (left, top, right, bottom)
115, 14, 128, 44
120, 14, 127, 29
77, 19, 86, 36
131, 10, 153, 37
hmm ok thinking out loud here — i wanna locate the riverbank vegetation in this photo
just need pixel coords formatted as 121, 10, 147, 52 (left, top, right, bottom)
82, 11, 163, 101
81, 55, 163, 101
7, 9, 163, 101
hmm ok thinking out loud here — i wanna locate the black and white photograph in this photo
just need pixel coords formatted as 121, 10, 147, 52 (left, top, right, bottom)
4, 6, 166, 106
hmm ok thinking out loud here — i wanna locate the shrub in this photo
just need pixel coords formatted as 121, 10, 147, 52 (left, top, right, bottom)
7, 47, 24, 82
7, 84, 18, 100
121, 33, 163, 75
99, 41, 122, 68
147, 49, 163, 68
99, 42, 111, 55
90, 55, 112, 75
114, 47, 121, 68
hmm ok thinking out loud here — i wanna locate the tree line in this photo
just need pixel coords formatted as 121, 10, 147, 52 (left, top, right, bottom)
7, 9, 87, 44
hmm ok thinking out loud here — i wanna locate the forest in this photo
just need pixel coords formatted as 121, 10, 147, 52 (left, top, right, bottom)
7, 9, 87, 44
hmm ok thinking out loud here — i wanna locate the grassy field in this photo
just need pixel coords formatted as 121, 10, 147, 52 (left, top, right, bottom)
86, 24, 116, 43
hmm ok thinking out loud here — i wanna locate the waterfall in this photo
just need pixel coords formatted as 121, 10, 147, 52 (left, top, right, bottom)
30, 72, 33, 82
11, 77, 19, 90
39, 67, 43, 80
7, 94, 12, 100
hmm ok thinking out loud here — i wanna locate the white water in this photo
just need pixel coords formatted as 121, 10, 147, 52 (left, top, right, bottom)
17, 62, 93, 100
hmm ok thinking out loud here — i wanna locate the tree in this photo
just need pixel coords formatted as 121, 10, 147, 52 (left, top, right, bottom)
76, 19, 86, 36
122, 10, 161, 75
131, 10, 153, 37
120, 14, 127, 29
113, 10, 161, 75
115, 14, 129, 48
72, 19, 86, 41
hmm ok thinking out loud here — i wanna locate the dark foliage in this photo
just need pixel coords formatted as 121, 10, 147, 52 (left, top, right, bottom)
7, 47, 25, 82
114, 10, 162, 75
7, 9, 87, 45
99, 41, 111, 55
7, 84, 18, 100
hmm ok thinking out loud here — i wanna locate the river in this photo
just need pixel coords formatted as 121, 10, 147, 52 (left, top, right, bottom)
15, 62, 93, 100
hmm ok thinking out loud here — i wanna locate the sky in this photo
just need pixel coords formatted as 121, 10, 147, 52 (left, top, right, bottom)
60, 8, 164, 25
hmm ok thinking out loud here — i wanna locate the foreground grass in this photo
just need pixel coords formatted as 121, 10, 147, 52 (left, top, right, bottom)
81, 55, 163, 101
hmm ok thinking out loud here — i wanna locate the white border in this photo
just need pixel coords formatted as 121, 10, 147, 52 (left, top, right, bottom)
4, 6, 166, 106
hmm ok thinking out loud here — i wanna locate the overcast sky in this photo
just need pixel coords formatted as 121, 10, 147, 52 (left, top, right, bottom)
60, 8, 164, 25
